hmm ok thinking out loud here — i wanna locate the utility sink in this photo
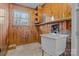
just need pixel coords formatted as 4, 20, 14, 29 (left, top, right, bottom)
40, 33, 68, 56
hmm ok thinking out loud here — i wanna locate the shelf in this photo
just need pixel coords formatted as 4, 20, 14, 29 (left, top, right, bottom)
35, 17, 71, 26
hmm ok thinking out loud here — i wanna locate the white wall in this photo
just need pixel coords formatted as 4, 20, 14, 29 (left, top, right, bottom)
72, 3, 77, 56
72, 3, 79, 56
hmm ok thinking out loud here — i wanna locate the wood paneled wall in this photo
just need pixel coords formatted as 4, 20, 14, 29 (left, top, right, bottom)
0, 3, 71, 50
42, 3, 71, 20
7, 4, 39, 48
0, 3, 9, 55
37, 3, 71, 34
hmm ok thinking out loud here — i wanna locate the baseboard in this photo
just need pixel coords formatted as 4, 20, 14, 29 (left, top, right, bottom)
8, 44, 16, 50
71, 49, 77, 56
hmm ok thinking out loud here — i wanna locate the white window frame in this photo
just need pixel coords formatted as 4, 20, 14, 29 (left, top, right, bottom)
12, 9, 30, 26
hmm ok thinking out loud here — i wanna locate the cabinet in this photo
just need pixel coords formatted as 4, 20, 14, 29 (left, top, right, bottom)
41, 33, 68, 56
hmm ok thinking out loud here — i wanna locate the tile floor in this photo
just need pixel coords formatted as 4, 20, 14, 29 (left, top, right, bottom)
6, 43, 49, 56
6, 42, 71, 56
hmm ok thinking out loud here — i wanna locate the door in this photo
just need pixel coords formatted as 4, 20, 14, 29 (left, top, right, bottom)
0, 4, 9, 56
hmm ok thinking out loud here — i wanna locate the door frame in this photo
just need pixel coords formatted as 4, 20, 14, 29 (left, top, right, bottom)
71, 3, 79, 56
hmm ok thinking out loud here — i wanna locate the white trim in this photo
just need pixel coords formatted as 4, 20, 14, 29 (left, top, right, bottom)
71, 3, 79, 56
12, 9, 30, 26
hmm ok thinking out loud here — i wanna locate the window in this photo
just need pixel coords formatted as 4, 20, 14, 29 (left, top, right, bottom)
0, 9, 6, 24
42, 13, 47, 23
13, 10, 30, 26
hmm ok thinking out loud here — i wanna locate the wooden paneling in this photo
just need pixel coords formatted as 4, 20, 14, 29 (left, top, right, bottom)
0, 3, 9, 55
42, 3, 71, 20
0, 3, 71, 52
37, 3, 71, 34
7, 4, 39, 48
38, 5, 43, 23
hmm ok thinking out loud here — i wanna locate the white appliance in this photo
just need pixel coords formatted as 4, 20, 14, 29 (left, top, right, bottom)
41, 33, 68, 56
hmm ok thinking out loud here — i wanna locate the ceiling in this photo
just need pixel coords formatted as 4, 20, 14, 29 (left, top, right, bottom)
17, 3, 44, 9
